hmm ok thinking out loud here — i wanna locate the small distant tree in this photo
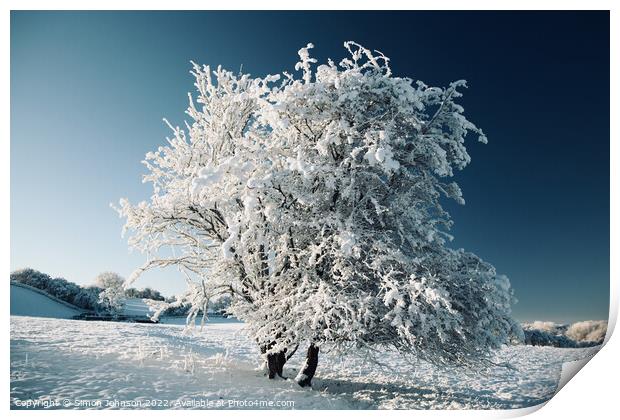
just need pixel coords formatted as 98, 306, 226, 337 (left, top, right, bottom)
117, 42, 520, 386
95, 272, 126, 314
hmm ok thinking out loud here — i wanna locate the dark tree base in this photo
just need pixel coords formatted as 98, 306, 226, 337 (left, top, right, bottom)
267, 350, 287, 379
297, 344, 319, 387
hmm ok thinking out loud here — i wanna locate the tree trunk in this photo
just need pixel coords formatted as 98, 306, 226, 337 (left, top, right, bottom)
296, 344, 319, 387
277, 351, 286, 377
265, 349, 287, 379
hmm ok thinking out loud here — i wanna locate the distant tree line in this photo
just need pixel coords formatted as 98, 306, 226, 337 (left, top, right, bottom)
161, 294, 232, 317
521, 321, 606, 348
126, 287, 165, 301
11, 268, 167, 313
11, 268, 104, 311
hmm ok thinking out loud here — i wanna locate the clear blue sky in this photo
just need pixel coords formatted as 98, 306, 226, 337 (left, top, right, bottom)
11, 11, 609, 322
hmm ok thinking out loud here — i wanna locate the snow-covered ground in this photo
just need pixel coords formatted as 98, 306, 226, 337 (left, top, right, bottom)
10, 315, 600, 410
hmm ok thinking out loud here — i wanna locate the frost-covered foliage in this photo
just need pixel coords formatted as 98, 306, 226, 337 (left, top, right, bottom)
522, 326, 577, 348
10, 268, 171, 315
95, 272, 126, 313
10, 268, 103, 311
566, 320, 607, 344
94, 271, 125, 289
116, 42, 520, 366
210, 294, 232, 313
125, 287, 165, 301
523, 321, 564, 334
159, 294, 231, 317
521, 320, 607, 347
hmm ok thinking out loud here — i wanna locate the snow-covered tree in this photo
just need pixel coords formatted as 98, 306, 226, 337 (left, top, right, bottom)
116, 42, 520, 386
95, 272, 126, 313
566, 320, 607, 344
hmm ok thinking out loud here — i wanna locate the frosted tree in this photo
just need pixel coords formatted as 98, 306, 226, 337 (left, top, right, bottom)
95, 272, 126, 313
116, 42, 520, 386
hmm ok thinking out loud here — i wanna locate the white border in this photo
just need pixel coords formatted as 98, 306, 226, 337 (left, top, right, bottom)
2, 2, 616, 420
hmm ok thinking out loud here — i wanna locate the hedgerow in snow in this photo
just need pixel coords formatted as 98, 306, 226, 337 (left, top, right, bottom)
11, 268, 103, 311
116, 42, 521, 385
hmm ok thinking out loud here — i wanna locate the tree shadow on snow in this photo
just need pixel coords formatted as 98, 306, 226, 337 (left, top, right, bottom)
310, 377, 545, 409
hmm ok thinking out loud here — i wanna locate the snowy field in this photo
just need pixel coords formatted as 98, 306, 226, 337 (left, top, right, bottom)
10, 315, 600, 410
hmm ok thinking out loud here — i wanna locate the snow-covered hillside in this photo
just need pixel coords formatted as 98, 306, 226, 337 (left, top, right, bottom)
10, 284, 81, 319
119, 298, 155, 318
10, 316, 599, 410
